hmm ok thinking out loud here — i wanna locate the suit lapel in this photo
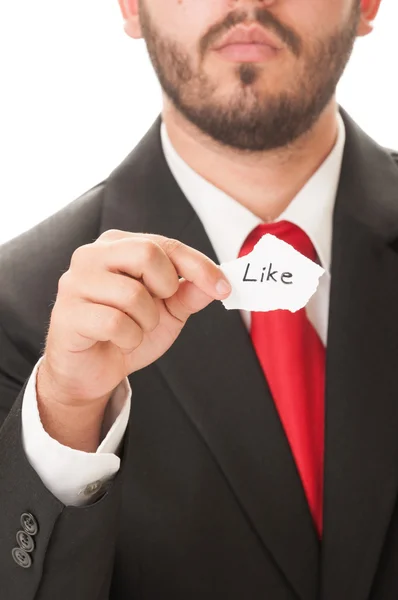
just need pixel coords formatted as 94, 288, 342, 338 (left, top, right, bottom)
321, 108, 398, 600
100, 115, 319, 600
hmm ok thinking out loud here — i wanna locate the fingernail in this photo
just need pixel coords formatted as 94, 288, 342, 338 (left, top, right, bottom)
215, 278, 231, 295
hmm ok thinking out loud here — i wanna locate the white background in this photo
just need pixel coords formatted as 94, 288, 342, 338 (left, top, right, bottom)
0, 0, 396, 244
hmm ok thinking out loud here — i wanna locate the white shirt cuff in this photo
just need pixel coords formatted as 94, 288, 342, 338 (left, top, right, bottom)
21, 356, 131, 507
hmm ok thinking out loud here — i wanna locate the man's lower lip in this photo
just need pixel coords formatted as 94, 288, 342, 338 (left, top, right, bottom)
215, 43, 280, 62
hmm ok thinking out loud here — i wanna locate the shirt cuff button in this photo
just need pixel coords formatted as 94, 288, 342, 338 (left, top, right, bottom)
80, 480, 103, 497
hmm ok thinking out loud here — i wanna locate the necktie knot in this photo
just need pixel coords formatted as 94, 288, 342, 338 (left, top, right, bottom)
239, 220, 317, 263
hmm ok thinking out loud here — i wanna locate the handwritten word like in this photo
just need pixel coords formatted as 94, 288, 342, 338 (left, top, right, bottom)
243, 262, 293, 285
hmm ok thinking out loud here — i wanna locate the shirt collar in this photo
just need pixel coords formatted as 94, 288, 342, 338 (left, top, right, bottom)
160, 113, 346, 274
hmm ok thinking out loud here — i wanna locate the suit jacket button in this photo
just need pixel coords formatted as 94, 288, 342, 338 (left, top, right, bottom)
16, 530, 35, 553
20, 513, 38, 536
12, 547, 32, 569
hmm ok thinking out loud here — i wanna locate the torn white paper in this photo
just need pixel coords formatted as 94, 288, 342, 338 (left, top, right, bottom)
220, 234, 325, 313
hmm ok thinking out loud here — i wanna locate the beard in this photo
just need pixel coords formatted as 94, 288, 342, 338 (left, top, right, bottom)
137, 0, 361, 152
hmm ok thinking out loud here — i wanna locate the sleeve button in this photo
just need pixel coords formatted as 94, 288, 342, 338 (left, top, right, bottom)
20, 512, 39, 536
82, 480, 102, 497
12, 547, 32, 568
16, 530, 35, 553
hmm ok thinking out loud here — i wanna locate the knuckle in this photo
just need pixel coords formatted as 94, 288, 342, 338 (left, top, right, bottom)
140, 240, 160, 264
119, 279, 145, 307
105, 310, 123, 335
70, 244, 92, 268
193, 259, 210, 282
163, 238, 182, 257
98, 228, 124, 241
57, 271, 72, 294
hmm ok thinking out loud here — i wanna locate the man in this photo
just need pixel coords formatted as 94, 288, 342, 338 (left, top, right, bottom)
0, 0, 395, 598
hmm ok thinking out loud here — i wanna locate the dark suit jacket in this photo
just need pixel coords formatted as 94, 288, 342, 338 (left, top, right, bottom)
1, 107, 398, 600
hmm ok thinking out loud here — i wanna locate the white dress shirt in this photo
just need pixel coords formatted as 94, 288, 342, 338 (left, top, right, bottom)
21, 113, 346, 506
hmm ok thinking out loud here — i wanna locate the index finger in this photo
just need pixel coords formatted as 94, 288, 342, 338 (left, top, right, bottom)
143, 234, 232, 299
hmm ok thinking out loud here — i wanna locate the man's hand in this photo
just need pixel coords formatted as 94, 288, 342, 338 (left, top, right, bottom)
36, 230, 231, 450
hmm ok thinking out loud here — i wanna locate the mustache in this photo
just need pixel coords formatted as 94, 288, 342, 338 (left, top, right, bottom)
200, 8, 302, 58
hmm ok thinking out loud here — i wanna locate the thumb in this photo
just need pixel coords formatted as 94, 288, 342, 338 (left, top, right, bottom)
164, 279, 216, 323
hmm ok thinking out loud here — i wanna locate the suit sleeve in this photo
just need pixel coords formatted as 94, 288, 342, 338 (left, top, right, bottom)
0, 321, 131, 599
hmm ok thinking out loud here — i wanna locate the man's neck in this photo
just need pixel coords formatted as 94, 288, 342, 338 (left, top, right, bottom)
162, 97, 339, 222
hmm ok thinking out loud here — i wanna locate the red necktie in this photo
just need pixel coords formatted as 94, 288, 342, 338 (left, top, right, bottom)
239, 220, 325, 538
